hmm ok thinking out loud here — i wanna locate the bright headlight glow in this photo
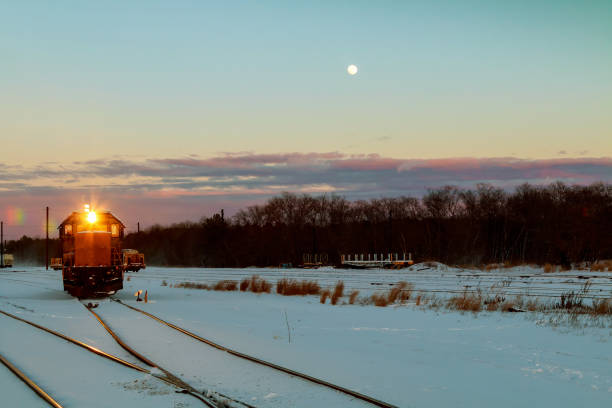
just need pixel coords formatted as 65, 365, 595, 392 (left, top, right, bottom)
87, 211, 97, 223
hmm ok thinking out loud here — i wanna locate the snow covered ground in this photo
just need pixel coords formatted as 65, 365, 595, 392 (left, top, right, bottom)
1, 266, 611, 407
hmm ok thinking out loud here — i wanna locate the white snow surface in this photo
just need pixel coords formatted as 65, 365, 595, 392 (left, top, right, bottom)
1, 266, 611, 407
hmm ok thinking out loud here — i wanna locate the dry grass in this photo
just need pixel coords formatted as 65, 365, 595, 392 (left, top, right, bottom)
447, 291, 482, 312
591, 260, 612, 272
591, 299, 612, 315
399, 287, 412, 303
485, 301, 499, 311
388, 281, 413, 304
370, 293, 389, 307
320, 289, 331, 304
499, 300, 517, 312
213, 280, 238, 291
276, 279, 321, 296
239, 278, 250, 291
348, 290, 360, 304
543, 263, 558, 273
161, 280, 167, 286
169, 273, 612, 318
242, 275, 271, 293
330, 281, 344, 305
525, 298, 539, 312
175, 281, 210, 290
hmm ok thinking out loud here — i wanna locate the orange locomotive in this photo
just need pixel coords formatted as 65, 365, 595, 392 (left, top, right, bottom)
58, 205, 125, 297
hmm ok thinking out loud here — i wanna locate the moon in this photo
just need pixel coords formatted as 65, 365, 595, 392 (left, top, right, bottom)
347, 64, 358, 75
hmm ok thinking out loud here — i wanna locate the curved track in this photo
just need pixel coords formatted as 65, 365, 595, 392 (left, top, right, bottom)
0, 352, 64, 408
112, 298, 399, 408
0, 309, 217, 407
84, 305, 255, 408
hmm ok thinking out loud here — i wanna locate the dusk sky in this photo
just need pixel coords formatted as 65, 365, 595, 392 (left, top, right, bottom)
1, 0, 611, 238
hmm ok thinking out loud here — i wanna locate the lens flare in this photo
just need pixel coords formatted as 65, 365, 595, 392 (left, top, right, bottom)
87, 211, 97, 223
41, 218, 58, 235
6, 207, 26, 226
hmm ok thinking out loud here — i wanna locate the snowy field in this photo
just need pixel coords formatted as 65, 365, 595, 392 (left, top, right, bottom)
1, 266, 611, 407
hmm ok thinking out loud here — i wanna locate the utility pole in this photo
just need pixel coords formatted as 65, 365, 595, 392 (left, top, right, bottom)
1, 221, 4, 268
46, 206, 49, 270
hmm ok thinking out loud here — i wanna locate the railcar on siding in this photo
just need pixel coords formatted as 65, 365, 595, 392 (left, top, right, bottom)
58, 206, 125, 297
122, 249, 146, 272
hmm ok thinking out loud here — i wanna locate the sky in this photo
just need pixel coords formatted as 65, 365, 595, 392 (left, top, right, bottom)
1, 0, 611, 238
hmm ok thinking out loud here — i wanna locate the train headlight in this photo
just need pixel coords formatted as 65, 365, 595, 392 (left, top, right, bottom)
87, 211, 97, 223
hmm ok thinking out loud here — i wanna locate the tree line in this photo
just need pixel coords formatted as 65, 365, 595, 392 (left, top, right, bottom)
5, 182, 612, 267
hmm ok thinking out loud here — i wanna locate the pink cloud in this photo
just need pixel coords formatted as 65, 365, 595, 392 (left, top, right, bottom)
1, 153, 610, 239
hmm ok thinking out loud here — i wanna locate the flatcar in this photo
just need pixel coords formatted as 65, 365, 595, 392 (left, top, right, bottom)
58, 206, 125, 297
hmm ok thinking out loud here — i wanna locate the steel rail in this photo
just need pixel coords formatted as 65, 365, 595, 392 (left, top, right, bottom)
113, 299, 399, 408
0, 309, 148, 373
1, 271, 609, 300
0, 309, 216, 407
0, 352, 64, 408
84, 305, 252, 408
84, 306, 158, 368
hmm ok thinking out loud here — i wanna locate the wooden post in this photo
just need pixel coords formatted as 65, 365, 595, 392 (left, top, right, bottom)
46, 207, 49, 270
137, 222, 140, 233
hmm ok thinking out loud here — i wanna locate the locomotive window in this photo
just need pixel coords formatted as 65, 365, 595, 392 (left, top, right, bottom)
111, 224, 119, 237
64, 224, 73, 235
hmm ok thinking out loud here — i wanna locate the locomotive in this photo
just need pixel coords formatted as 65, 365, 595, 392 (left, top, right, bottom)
58, 205, 125, 297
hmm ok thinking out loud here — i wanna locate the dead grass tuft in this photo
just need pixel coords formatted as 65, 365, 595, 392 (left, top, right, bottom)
499, 300, 516, 312
239, 278, 250, 291
276, 279, 321, 296
447, 291, 482, 312
525, 298, 539, 312
320, 289, 331, 304
485, 301, 499, 311
213, 280, 238, 291
348, 290, 360, 304
543, 263, 557, 273
246, 275, 271, 293
161, 280, 167, 286
370, 293, 389, 307
331, 281, 344, 305
591, 260, 612, 272
591, 299, 612, 315
388, 281, 413, 304
175, 281, 210, 290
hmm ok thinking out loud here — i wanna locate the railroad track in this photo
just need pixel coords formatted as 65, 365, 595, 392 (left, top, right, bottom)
122, 268, 612, 300
0, 352, 64, 408
84, 304, 256, 408
111, 298, 399, 408
0, 309, 220, 407
3, 269, 612, 300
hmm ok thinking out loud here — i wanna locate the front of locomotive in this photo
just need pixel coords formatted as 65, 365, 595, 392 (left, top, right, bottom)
59, 205, 125, 297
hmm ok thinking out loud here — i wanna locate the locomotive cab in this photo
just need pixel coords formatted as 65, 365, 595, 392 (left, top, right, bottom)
58, 207, 125, 297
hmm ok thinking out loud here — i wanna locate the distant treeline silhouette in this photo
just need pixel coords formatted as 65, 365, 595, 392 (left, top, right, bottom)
6, 182, 611, 267
4, 235, 60, 266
